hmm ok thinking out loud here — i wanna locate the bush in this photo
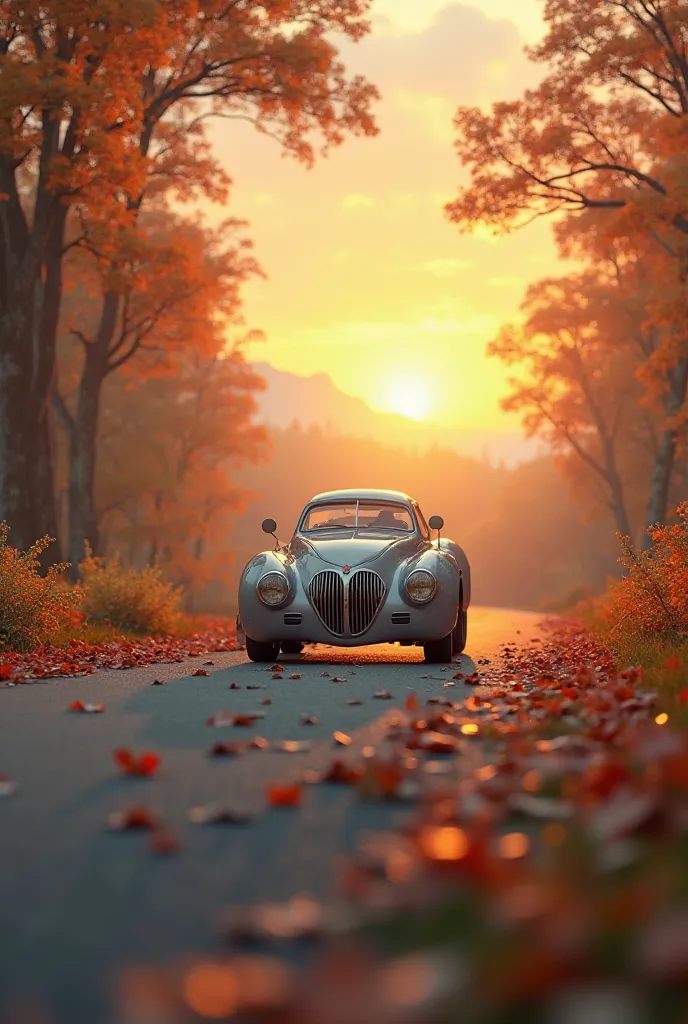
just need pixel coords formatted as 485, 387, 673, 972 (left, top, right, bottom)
587, 502, 688, 668
0, 524, 81, 652
79, 547, 182, 635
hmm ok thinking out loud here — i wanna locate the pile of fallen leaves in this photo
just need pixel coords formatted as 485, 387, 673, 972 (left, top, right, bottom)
105, 623, 687, 1023
0, 619, 238, 684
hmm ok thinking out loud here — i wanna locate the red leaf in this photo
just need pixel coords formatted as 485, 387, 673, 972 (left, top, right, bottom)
266, 783, 302, 807
0, 663, 14, 680
113, 748, 160, 777
191, 668, 210, 677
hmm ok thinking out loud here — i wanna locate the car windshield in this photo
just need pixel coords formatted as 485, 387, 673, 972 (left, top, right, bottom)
301, 501, 414, 534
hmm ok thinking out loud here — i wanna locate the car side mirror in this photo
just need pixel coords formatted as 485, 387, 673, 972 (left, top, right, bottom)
262, 518, 277, 534
428, 515, 444, 531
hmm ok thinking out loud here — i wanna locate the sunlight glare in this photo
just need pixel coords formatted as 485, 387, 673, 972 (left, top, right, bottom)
382, 375, 432, 421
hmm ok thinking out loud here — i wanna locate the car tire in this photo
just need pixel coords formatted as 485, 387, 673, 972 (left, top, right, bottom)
245, 635, 281, 663
423, 631, 453, 664
452, 609, 468, 655
280, 641, 304, 655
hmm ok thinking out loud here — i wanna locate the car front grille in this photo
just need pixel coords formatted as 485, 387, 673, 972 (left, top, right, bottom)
309, 571, 345, 636
308, 569, 386, 636
349, 570, 386, 636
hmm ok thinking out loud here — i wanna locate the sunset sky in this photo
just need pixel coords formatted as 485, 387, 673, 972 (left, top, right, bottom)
208, 0, 560, 432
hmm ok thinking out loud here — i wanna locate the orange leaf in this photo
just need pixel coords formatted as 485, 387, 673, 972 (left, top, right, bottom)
266, 783, 302, 807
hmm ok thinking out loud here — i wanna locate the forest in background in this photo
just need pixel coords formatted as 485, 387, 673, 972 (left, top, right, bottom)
1, 1, 688, 621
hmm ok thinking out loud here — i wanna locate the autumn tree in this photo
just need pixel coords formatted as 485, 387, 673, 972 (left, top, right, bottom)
56, 212, 260, 576
0, 1, 169, 554
489, 269, 656, 539
95, 346, 267, 607
56, 0, 379, 572
1, 0, 379, 556
446, 0, 688, 533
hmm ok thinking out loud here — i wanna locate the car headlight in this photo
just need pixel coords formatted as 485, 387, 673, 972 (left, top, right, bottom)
257, 571, 289, 607
405, 569, 437, 604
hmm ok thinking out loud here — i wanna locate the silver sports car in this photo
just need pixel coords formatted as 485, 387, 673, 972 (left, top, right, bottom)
237, 489, 470, 664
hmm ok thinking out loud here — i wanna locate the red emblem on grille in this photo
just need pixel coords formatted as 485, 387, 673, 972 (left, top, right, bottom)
343, 565, 351, 574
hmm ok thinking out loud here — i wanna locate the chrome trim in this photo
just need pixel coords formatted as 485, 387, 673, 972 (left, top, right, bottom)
405, 568, 437, 605
309, 570, 345, 636
349, 570, 386, 636
256, 570, 290, 607
308, 568, 386, 636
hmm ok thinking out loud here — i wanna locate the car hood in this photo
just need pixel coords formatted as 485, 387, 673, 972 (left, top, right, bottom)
293, 534, 410, 570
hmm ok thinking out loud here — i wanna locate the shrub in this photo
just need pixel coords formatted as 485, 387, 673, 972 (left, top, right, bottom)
595, 502, 688, 648
79, 547, 182, 635
0, 525, 81, 652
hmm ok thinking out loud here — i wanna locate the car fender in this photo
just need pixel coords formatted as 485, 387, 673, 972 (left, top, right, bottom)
238, 549, 300, 615
439, 538, 471, 608
394, 546, 461, 617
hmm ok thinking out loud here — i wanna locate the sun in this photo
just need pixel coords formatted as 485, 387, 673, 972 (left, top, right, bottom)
382, 375, 431, 421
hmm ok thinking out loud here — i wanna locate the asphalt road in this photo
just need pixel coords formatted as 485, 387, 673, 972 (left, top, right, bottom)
0, 608, 545, 1024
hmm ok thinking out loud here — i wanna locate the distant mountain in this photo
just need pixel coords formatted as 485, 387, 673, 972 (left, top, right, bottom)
250, 362, 540, 467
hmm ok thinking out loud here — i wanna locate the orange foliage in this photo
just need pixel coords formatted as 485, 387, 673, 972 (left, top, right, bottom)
603, 502, 688, 638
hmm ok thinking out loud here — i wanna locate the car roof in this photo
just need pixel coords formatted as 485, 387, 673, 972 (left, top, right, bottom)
307, 488, 415, 504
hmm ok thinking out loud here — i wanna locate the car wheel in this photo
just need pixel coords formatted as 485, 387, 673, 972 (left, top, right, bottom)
452, 609, 468, 655
245, 635, 281, 663
280, 641, 304, 655
423, 631, 453, 664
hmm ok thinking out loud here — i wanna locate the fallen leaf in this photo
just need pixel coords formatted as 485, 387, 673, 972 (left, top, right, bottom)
333, 731, 352, 746
113, 749, 160, 777
151, 679, 166, 686
107, 806, 158, 831
267, 783, 302, 807
69, 700, 104, 713
405, 692, 418, 711
203, 660, 215, 666
191, 669, 210, 677
261, 697, 272, 705
374, 690, 393, 700
209, 741, 242, 757
332, 676, 348, 683
250, 736, 270, 750
347, 698, 363, 706
269, 664, 285, 672
271, 674, 283, 680
275, 740, 311, 753
289, 673, 302, 679
248, 684, 265, 690
228, 682, 241, 689
300, 714, 320, 725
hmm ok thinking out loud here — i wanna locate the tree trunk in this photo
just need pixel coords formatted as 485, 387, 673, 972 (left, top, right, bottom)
643, 356, 688, 545
65, 292, 119, 579
0, 294, 60, 560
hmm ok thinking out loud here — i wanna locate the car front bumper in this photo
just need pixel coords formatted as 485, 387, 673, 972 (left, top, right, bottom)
239, 590, 458, 647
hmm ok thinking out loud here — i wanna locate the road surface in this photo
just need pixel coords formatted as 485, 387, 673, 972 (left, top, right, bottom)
0, 608, 545, 1024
